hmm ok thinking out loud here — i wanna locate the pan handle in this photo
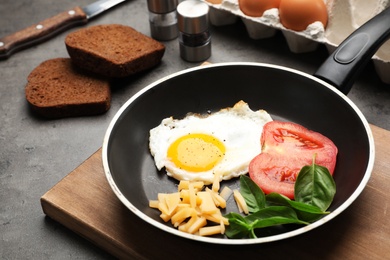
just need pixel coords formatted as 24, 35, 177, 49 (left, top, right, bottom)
314, 7, 390, 94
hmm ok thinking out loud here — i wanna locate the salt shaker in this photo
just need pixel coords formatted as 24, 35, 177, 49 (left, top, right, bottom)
177, 0, 211, 62
147, 0, 179, 41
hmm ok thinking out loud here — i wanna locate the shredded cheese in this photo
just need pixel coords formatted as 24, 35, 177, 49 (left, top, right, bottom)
149, 172, 235, 236
149, 172, 254, 237
212, 171, 221, 192
149, 200, 159, 209
220, 186, 233, 201
199, 225, 223, 236
197, 191, 218, 214
233, 189, 249, 215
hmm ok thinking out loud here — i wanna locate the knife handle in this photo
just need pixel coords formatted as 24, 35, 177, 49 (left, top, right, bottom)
0, 6, 87, 60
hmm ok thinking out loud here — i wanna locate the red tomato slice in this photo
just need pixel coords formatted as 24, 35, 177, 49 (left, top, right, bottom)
249, 121, 338, 199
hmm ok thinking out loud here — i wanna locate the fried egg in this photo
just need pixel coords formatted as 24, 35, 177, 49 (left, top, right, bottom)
149, 101, 273, 184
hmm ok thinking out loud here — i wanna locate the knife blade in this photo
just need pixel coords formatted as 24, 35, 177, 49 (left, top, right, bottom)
0, 0, 128, 60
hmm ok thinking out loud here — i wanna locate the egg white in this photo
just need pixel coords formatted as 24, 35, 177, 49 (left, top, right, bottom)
149, 101, 273, 184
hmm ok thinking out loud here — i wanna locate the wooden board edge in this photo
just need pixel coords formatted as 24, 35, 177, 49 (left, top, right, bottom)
40, 150, 145, 260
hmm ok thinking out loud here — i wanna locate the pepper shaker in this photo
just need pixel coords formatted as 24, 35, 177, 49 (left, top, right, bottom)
147, 0, 179, 41
177, 0, 211, 62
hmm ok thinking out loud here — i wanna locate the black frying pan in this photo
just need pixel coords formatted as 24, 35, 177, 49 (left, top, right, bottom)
102, 8, 390, 244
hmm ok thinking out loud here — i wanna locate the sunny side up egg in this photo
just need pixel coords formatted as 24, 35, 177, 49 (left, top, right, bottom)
149, 101, 273, 184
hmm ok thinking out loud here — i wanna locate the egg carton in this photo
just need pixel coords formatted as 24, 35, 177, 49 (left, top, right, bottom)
203, 0, 390, 84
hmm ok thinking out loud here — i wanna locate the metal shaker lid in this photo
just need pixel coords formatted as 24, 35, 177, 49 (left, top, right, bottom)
147, 0, 179, 14
177, 0, 209, 34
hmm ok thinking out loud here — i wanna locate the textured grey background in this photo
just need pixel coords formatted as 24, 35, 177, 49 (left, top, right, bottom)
1, 0, 389, 259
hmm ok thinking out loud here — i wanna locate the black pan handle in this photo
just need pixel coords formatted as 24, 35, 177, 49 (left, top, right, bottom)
314, 7, 390, 94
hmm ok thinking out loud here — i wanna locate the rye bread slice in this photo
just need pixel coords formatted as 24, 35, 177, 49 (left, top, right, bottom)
25, 58, 111, 119
65, 24, 165, 78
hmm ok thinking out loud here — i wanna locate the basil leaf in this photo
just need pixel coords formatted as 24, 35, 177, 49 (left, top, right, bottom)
266, 192, 329, 222
294, 157, 336, 211
239, 175, 266, 213
246, 206, 306, 223
247, 206, 309, 230
224, 161, 336, 239
224, 212, 252, 238
225, 207, 308, 239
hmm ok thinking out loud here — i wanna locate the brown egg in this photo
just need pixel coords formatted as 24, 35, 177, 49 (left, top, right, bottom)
279, 0, 328, 31
239, 0, 281, 17
205, 0, 222, 4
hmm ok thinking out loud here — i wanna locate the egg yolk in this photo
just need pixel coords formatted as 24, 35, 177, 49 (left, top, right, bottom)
167, 133, 226, 172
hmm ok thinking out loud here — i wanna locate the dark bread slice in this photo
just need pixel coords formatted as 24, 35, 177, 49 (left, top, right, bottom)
25, 58, 111, 119
65, 24, 165, 78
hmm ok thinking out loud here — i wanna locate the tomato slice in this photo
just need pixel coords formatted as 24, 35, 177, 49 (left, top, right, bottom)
249, 121, 338, 199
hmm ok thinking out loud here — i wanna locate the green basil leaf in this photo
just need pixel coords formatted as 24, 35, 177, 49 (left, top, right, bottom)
294, 158, 336, 211
246, 206, 309, 229
265, 192, 291, 207
266, 192, 328, 214
266, 193, 329, 222
239, 175, 266, 213
224, 212, 252, 239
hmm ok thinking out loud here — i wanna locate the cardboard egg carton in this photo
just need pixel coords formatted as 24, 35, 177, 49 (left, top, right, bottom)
204, 0, 390, 84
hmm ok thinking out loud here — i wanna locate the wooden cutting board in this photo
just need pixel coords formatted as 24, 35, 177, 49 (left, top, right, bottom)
41, 124, 390, 260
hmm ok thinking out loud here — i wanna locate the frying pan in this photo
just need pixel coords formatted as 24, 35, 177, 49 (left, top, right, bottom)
102, 8, 390, 244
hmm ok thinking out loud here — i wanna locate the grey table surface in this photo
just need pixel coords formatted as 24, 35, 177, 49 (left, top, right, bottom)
1, 0, 389, 259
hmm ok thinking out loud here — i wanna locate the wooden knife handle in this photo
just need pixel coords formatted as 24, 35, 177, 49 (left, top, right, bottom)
0, 6, 87, 60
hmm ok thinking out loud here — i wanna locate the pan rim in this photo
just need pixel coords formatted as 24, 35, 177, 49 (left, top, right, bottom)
102, 62, 375, 245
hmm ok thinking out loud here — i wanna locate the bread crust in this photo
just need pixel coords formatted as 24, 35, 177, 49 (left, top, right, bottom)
65, 24, 165, 78
25, 58, 111, 118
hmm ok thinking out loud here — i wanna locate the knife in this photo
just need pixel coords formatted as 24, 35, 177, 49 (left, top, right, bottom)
0, 0, 128, 60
